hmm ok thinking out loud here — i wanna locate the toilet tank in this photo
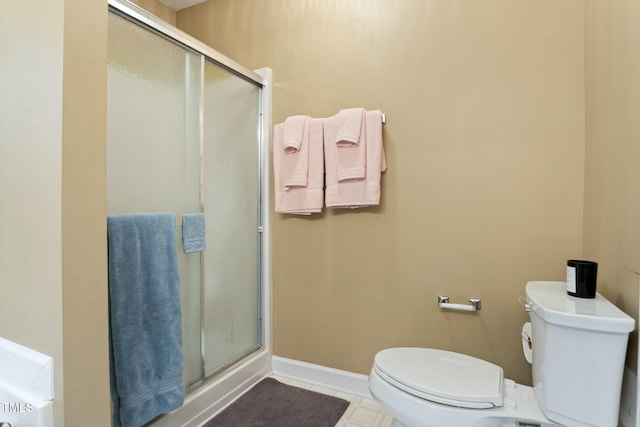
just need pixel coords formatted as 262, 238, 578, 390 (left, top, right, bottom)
526, 281, 634, 427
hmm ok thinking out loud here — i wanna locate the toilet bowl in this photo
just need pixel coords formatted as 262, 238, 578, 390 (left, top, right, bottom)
369, 281, 634, 427
369, 348, 555, 427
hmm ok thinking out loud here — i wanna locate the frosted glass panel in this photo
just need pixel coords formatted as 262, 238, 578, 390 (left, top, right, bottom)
202, 60, 261, 375
106, 12, 202, 388
107, 9, 264, 390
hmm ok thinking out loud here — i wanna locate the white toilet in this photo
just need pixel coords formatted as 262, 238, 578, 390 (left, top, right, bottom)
369, 281, 634, 427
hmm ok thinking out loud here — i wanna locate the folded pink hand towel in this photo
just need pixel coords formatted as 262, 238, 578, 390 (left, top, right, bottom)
324, 110, 386, 208
335, 108, 365, 146
274, 119, 324, 214
334, 108, 366, 181
283, 115, 310, 152
281, 115, 311, 188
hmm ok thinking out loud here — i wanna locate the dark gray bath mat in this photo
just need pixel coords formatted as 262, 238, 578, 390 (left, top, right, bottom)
203, 377, 350, 427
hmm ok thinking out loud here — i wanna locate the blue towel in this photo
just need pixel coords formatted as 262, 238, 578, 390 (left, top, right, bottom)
107, 214, 184, 427
181, 213, 206, 253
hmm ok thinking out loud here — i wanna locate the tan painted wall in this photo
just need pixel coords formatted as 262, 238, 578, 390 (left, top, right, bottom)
178, 0, 585, 384
0, 1, 110, 426
583, 0, 640, 372
61, 0, 110, 425
131, 0, 177, 25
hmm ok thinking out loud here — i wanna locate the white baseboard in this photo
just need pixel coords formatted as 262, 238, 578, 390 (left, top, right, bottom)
272, 356, 372, 399
620, 366, 638, 427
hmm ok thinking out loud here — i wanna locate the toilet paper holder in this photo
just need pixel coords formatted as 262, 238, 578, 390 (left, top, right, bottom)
438, 296, 481, 312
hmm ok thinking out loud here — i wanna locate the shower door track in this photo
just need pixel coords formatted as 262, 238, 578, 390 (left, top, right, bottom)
108, 0, 264, 87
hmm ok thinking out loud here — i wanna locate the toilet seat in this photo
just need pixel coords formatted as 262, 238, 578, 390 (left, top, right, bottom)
373, 348, 504, 409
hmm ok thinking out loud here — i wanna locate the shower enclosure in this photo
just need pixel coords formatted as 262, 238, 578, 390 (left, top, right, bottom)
106, 1, 271, 424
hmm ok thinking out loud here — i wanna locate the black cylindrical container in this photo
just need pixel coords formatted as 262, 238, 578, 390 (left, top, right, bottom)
566, 260, 598, 298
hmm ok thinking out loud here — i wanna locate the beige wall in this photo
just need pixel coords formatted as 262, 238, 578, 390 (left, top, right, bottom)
61, 0, 110, 425
131, 0, 177, 25
178, 0, 586, 384
583, 0, 640, 372
0, 1, 110, 426
0, 1, 65, 422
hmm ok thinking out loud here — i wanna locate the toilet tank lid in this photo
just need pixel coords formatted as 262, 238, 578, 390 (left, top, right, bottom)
525, 281, 635, 333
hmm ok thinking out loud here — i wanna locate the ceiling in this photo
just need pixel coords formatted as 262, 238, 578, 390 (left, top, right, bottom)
157, 0, 208, 11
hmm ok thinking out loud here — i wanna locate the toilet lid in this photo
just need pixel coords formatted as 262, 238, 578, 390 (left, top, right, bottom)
373, 348, 504, 409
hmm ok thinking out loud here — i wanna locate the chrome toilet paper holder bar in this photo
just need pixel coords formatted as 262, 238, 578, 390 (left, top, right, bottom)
438, 296, 481, 312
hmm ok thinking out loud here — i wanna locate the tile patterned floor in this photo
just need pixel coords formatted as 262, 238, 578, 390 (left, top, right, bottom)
272, 375, 394, 427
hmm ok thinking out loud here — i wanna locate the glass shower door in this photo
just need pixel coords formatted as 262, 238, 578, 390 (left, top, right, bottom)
107, 10, 263, 390
202, 60, 262, 376
106, 12, 203, 388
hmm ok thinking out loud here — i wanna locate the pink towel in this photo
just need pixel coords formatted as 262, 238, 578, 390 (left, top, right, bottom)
282, 115, 311, 188
274, 119, 324, 214
324, 110, 386, 208
334, 108, 366, 181
283, 115, 309, 152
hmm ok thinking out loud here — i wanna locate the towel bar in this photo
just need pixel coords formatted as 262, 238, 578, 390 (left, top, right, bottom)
438, 296, 481, 312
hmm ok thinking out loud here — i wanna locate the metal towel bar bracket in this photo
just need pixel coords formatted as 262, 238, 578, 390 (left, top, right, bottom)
438, 296, 481, 312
